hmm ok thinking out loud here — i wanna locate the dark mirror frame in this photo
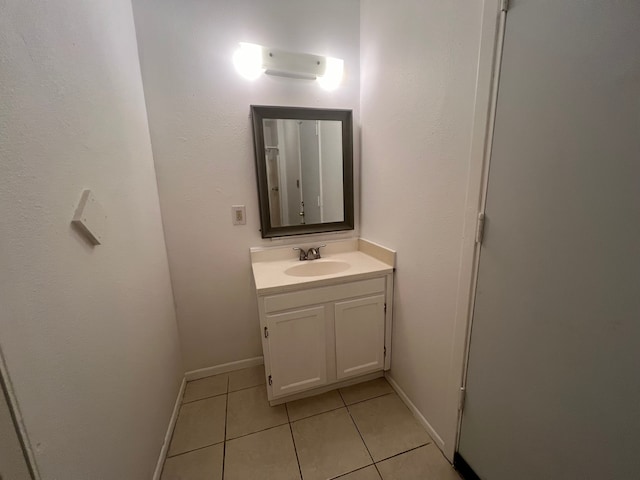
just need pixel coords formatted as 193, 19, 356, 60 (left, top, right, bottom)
251, 105, 355, 238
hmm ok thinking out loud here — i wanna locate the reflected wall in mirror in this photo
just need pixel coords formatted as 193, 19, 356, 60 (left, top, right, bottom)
251, 106, 354, 238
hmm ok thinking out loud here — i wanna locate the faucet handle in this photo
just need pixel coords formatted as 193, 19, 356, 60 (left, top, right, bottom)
292, 247, 307, 261
310, 244, 326, 259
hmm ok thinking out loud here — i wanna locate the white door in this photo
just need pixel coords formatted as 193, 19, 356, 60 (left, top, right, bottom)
266, 306, 327, 397
335, 295, 385, 380
458, 2, 640, 479
298, 120, 321, 224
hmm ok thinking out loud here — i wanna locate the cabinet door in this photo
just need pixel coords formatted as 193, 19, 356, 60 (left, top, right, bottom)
335, 295, 385, 380
266, 306, 327, 397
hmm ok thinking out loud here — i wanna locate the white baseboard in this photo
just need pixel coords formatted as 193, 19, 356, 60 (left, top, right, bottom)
384, 373, 445, 451
184, 356, 264, 381
153, 377, 186, 480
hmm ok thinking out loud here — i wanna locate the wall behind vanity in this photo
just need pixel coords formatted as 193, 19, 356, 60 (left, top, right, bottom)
131, 0, 360, 371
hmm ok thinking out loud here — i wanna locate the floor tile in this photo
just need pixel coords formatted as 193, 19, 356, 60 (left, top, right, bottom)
339, 378, 394, 405
161, 443, 223, 480
224, 424, 300, 480
168, 396, 226, 456
292, 407, 372, 480
182, 374, 228, 403
287, 390, 344, 422
348, 394, 431, 462
227, 364, 266, 392
226, 385, 287, 439
376, 444, 461, 480
337, 465, 382, 480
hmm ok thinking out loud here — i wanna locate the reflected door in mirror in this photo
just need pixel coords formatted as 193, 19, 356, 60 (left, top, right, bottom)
262, 119, 344, 228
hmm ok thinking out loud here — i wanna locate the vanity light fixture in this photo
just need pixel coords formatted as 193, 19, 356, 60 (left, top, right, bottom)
232, 42, 344, 91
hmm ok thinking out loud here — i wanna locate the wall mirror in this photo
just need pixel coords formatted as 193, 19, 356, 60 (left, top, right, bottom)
251, 105, 354, 238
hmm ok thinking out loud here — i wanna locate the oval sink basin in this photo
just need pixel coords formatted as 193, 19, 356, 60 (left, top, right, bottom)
285, 261, 351, 277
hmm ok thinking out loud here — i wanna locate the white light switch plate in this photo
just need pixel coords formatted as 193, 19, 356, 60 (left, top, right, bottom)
72, 190, 106, 245
232, 205, 246, 225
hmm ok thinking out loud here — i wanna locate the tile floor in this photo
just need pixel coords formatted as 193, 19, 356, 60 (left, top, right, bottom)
161, 365, 462, 480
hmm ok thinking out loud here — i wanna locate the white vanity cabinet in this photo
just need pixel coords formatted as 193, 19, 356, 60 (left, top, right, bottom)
258, 274, 393, 404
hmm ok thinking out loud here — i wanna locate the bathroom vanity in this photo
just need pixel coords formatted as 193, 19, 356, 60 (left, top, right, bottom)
251, 238, 395, 405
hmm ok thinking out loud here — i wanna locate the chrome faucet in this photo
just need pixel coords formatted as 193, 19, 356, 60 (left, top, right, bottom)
292, 244, 325, 261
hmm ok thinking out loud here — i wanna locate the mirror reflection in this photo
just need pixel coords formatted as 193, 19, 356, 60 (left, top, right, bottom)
251, 106, 354, 238
262, 118, 344, 227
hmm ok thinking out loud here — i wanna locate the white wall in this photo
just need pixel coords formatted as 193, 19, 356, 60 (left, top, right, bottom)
131, 0, 360, 371
359, 0, 483, 456
0, 1, 183, 478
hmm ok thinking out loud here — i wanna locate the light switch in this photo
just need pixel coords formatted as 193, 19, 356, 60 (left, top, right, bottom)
232, 205, 246, 225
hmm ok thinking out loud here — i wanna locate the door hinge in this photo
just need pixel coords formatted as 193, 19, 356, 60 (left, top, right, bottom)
501, 0, 509, 12
384, 346, 387, 357
268, 375, 273, 386
264, 326, 269, 338
384, 303, 387, 313
458, 386, 466, 412
475, 212, 486, 245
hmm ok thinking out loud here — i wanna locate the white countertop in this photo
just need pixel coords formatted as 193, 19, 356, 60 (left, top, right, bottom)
250, 239, 395, 295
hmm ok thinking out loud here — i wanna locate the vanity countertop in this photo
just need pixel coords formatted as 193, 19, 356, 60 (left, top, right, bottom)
250, 238, 395, 295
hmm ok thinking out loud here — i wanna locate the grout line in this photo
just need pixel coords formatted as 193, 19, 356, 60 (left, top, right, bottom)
329, 463, 376, 480
286, 403, 305, 480
227, 381, 267, 394
221, 376, 229, 479
166, 393, 423, 468
343, 390, 395, 408
225, 422, 290, 442
185, 365, 266, 395
288, 388, 394, 425
336, 387, 346, 407
221, 375, 387, 405
166, 440, 225, 459
170, 380, 419, 478
181, 391, 227, 405
373, 442, 431, 465
288, 404, 346, 424
343, 387, 433, 470
338, 389, 379, 477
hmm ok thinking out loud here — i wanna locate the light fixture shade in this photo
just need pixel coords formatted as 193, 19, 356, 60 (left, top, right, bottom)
233, 42, 343, 89
232, 42, 265, 80
262, 48, 325, 80
317, 57, 344, 91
